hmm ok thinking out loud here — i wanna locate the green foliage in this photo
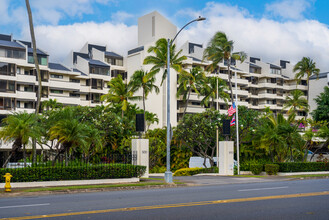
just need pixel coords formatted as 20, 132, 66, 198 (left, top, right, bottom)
265, 164, 279, 175
173, 167, 218, 176
312, 86, 329, 122
0, 164, 146, 183
150, 166, 166, 173
143, 38, 187, 85
250, 164, 263, 175
283, 89, 309, 114
277, 162, 329, 172
240, 158, 272, 171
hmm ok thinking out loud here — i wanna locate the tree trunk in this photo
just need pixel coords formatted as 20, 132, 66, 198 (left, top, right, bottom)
143, 87, 146, 132
227, 59, 234, 104
23, 144, 27, 167
2, 152, 13, 168
26, 0, 41, 164
183, 89, 191, 119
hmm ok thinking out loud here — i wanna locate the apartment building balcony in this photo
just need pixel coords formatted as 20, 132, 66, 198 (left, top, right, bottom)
248, 94, 259, 98
258, 104, 277, 109
258, 82, 277, 88
49, 80, 81, 91
16, 74, 36, 84
80, 100, 91, 106
0, 92, 16, 98
232, 89, 249, 97
49, 95, 80, 105
80, 85, 90, 93
237, 101, 249, 107
249, 104, 260, 110
248, 83, 260, 88
258, 93, 278, 99
178, 106, 205, 114
89, 73, 111, 81
16, 91, 36, 100
284, 84, 308, 90
16, 108, 35, 114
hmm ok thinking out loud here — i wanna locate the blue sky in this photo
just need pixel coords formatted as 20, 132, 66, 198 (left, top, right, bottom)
1, 0, 328, 70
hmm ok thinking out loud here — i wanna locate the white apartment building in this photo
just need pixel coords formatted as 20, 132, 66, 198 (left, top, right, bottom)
0, 34, 125, 120
0, 11, 312, 129
127, 11, 309, 128
309, 72, 329, 113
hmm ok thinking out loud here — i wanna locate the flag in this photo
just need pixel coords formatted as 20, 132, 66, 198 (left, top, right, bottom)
228, 102, 236, 116
230, 114, 236, 126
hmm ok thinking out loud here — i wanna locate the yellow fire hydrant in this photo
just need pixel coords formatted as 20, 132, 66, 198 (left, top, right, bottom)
3, 173, 12, 192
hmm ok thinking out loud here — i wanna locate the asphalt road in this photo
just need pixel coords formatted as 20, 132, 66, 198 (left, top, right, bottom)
0, 178, 328, 220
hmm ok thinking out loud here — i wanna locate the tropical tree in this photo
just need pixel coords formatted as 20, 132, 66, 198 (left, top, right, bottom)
283, 89, 309, 115
42, 98, 63, 112
176, 67, 206, 118
101, 74, 141, 118
143, 38, 187, 85
0, 112, 40, 167
130, 70, 159, 131
144, 111, 159, 130
25, 0, 42, 164
200, 76, 229, 109
203, 31, 247, 103
311, 86, 329, 122
294, 57, 320, 105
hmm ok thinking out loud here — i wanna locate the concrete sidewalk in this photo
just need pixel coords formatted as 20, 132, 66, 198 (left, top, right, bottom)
2, 178, 140, 189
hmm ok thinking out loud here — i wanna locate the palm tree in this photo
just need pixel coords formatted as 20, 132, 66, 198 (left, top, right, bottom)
283, 89, 309, 115
145, 111, 159, 130
25, 0, 42, 164
101, 74, 141, 118
42, 98, 63, 112
0, 112, 40, 167
176, 67, 206, 118
294, 57, 320, 106
143, 38, 187, 85
130, 70, 160, 131
200, 77, 229, 109
203, 31, 247, 104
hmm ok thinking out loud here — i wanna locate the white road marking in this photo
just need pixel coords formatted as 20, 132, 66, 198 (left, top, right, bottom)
0, 203, 50, 209
238, 186, 289, 192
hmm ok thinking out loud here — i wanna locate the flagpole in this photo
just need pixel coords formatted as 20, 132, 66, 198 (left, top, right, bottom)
216, 77, 219, 172
234, 70, 240, 175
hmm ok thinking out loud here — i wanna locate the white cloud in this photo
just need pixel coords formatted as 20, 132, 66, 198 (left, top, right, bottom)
265, 0, 311, 20
177, 2, 329, 71
111, 11, 134, 24
21, 22, 137, 62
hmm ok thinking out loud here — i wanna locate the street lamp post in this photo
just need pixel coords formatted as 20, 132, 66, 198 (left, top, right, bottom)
165, 16, 206, 183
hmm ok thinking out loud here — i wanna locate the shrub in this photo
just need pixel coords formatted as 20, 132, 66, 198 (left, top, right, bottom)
0, 164, 146, 183
173, 167, 218, 176
276, 162, 329, 172
265, 164, 279, 175
150, 166, 166, 173
250, 164, 263, 175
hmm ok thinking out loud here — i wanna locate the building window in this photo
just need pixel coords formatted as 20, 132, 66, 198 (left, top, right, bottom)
70, 78, 80, 83
89, 66, 110, 75
24, 85, 34, 92
50, 89, 63, 94
70, 93, 80, 97
28, 55, 48, 66
0, 63, 15, 76
50, 74, 63, 79
0, 48, 25, 60
270, 68, 281, 75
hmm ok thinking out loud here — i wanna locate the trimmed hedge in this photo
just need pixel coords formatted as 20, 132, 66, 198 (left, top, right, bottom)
265, 164, 279, 175
0, 164, 146, 183
173, 167, 218, 176
250, 164, 263, 175
276, 162, 329, 172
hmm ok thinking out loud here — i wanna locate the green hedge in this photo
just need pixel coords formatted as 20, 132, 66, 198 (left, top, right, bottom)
265, 164, 279, 175
250, 164, 263, 175
173, 167, 218, 176
0, 164, 146, 183
276, 162, 329, 172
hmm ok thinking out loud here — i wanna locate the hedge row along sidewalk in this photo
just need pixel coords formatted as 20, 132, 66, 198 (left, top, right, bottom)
0, 164, 146, 182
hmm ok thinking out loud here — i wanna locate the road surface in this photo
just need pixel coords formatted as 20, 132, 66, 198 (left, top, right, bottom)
0, 178, 328, 219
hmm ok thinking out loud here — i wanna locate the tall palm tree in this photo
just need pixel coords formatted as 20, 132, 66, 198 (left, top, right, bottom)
176, 67, 206, 118
143, 38, 187, 85
101, 74, 141, 118
293, 57, 320, 105
25, 0, 42, 164
283, 89, 309, 115
203, 31, 247, 104
200, 77, 229, 109
130, 70, 160, 131
0, 112, 40, 167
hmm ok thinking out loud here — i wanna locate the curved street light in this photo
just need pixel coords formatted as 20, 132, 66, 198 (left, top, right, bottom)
165, 16, 206, 183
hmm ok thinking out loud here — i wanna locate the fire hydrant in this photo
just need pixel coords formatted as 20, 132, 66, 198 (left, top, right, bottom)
3, 173, 12, 192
